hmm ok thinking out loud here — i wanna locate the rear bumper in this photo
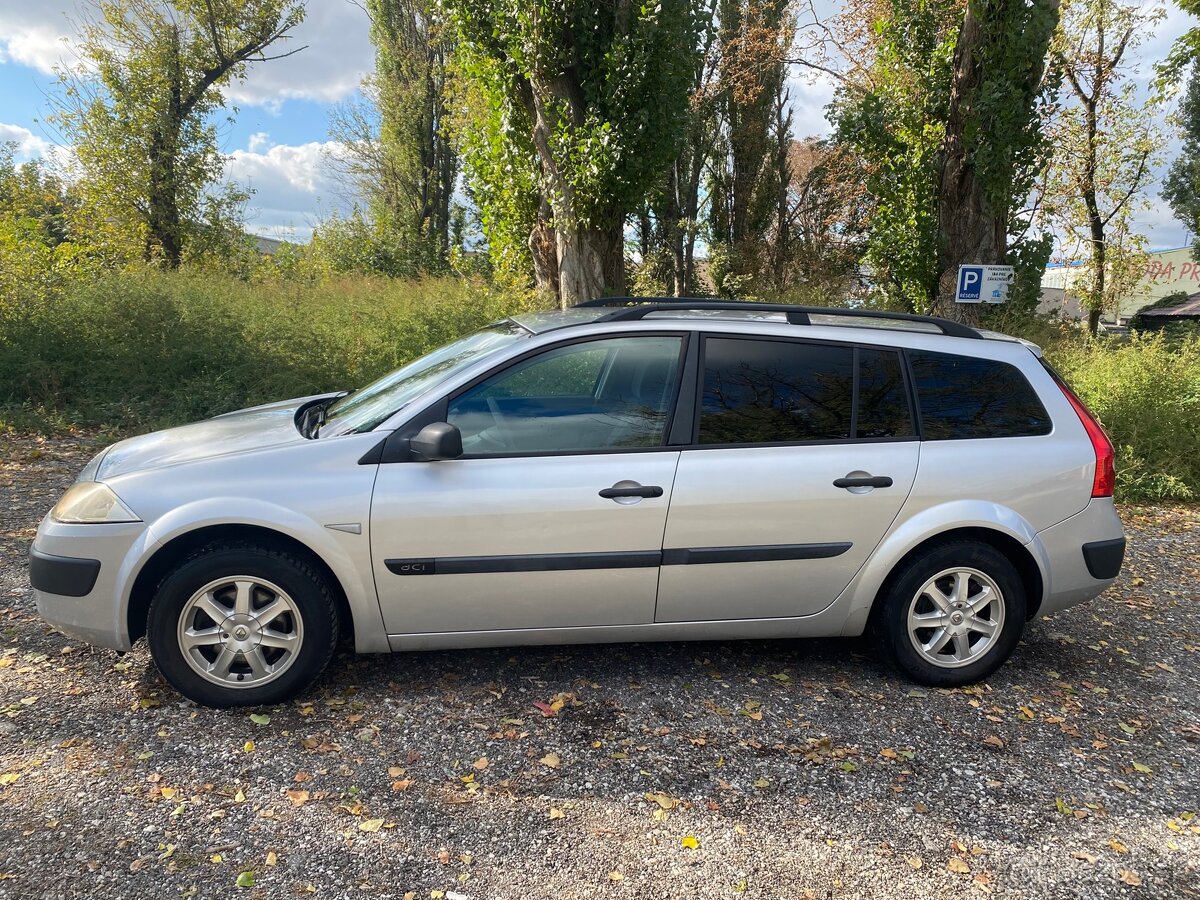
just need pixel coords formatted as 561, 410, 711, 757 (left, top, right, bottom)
1031, 498, 1125, 617
1082, 537, 1126, 579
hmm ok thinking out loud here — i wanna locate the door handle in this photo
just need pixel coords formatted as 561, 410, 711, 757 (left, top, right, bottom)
833, 475, 893, 489
599, 484, 664, 499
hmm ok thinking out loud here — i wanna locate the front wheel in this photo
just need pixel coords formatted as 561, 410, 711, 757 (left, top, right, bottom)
877, 541, 1026, 687
146, 543, 338, 707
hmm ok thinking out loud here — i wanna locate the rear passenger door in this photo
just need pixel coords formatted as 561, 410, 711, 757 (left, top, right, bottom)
655, 335, 920, 622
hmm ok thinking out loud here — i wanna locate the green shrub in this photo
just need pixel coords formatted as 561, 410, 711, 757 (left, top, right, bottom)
1047, 332, 1200, 501
0, 269, 542, 432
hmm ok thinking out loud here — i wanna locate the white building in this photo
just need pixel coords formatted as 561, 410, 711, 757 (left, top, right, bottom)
1040, 245, 1198, 323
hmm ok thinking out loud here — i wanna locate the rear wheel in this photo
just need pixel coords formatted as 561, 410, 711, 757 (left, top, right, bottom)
878, 541, 1025, 686
147, 544, 338, 707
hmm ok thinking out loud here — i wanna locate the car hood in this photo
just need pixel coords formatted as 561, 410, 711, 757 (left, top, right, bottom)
96, 394, 334, 480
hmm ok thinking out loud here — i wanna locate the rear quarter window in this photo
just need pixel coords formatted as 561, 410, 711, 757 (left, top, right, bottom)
909, 350, 1051, 439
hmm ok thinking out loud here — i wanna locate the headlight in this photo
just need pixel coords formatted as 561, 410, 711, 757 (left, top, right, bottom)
50, 483, 141, 524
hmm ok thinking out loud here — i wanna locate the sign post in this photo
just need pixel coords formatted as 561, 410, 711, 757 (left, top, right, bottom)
956, 265, 1014, 304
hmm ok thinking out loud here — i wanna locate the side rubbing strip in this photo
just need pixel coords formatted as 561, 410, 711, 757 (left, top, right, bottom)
385, 544, 851, 576
661, 543, 852, 566
386, 551, 661, 576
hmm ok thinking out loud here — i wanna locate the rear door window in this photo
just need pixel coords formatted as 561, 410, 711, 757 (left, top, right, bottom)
909, 350, 1051, 439
696, 338, 914, 444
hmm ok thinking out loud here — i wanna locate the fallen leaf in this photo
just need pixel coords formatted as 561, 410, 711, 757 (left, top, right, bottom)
681, 835, 700, 850
249, 714, 270, 726
1108, 839, 1128, 854
265, 850, 278, 866
236, 871, 255, 888
472, 757, 489, 770
947, 858, 970, 874
387, 766, 405, 778
0, 774, 20, 786
1132, 761, 1151, 774
644, 792, 677, 810
1118, 869, 1141, 886
608, 871, 624, 881
243, 741, 255, 753
548, 807, 565, 820
390, 779, 414, 792
532, 701, 557, 717
540, 753, 561, 769
983, 736, 1005, 749
359, 818, 385, 833
1071, 850, 1097, 864
906, 855, 923, 869
285, 790, 309, 807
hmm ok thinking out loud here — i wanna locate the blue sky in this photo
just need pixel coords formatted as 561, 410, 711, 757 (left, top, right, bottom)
0, 0, 1192, 249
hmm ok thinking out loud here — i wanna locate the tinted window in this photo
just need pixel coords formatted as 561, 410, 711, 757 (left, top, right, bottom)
857, 348, 914, 438
910, 350, 1051, 439
448, 336, 683, 455
699, 339, 854, 444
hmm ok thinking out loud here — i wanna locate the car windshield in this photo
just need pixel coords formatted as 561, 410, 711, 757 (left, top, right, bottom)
320, 321, 530, 435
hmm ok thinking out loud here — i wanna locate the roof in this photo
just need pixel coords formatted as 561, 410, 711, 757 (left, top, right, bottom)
509, 299, 1035, 351
1138, 292, 1200, 317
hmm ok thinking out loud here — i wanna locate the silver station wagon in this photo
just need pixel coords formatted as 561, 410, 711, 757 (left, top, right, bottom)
30, 300, 1126, 707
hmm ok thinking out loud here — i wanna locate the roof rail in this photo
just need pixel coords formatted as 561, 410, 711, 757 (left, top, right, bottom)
577, 297, 983, 340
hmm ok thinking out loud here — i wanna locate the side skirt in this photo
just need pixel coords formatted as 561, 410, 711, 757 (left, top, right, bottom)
385, 612, 852, 653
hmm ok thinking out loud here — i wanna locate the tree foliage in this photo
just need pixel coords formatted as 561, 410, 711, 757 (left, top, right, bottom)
330, 0, 458, 274
1163, 63, 1200, 261
828, 0, 962, 311
442, 0, 705, 305
52, 0, 305, 268
1041, 0, 1163, 332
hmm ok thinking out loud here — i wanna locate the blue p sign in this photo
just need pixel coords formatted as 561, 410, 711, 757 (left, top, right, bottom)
957, 266, 982, 302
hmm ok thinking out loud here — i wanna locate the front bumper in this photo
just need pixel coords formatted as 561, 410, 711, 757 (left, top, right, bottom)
30, 516, 154, 652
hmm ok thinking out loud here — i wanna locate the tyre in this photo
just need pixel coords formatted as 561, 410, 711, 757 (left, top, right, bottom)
877, 541, 1026, 687
146, 543, 338, 707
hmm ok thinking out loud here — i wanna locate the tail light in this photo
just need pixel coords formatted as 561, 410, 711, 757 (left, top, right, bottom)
1049, 370, 1115, 498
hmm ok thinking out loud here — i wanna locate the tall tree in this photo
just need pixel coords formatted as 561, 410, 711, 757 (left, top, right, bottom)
707, 0, 795, 297
633, 0, 721, 297
331, 0, 457, 272
1163, 64, 1200, 259
933, 0, 1060, 323
53, 0, 305, 267
828, 0, 962, 311
444, 0, 704, 306
1042, 0, 1163, 333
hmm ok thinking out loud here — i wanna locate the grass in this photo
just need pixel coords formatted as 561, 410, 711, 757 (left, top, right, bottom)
2, 271, 1198, 501
0, 270, 541, 433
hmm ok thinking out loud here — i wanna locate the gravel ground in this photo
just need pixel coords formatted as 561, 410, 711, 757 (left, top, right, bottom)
0, 430, 1197, 900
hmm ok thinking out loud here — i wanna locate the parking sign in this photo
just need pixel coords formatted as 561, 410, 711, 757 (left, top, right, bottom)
957, 266, 982, 302
956, 265, 1013, 304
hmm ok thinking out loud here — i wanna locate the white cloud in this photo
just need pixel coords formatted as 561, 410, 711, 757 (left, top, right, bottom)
224, 140, 354, 242
0, 0, 370, 107
0, 122, 53, 159
788, 71, 838, 141
247, 131, 272, 153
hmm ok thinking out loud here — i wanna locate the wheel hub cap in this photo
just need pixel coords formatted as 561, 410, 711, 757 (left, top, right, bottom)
176, 576, 304, 689
906, 566, 1005, 669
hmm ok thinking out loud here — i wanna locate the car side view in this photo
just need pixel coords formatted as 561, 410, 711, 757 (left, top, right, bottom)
29, 299, 1126, 707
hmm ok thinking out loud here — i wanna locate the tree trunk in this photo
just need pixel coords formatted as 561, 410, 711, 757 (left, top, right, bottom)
529, 197, 560, 301
934, 7, 1000, 326
146, 137, 182, 268
556, 219, 624, 308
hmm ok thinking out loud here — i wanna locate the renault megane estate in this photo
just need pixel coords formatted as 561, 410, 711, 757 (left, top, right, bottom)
30, 299, 1125, 707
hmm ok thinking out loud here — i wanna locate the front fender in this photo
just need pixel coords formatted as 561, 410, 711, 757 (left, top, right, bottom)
835, 499, 1049, 636
123, 497, 389, 653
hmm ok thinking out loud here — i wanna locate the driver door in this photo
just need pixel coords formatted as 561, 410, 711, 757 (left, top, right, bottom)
369, 333, 688, 636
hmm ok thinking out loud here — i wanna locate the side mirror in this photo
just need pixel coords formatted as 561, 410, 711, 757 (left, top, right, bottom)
409, 422, 463, 461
